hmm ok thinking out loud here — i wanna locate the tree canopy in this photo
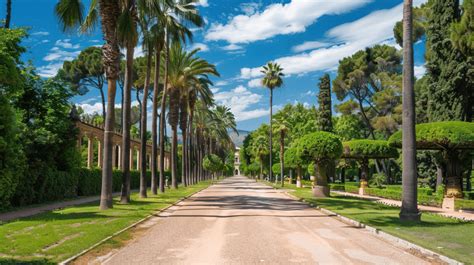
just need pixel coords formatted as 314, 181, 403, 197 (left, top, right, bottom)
342, 140, 399, 159
295, 132, 343, 163
388, 121, 474, 150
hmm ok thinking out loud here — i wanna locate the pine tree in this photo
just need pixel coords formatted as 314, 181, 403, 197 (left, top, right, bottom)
426, 0, 473, 122
317, 74, 333, 132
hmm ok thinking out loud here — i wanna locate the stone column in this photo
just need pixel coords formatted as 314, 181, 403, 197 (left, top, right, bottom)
112, 144, 117, 169
87, 135, 94, 168
136, 149, 140, 170
97, 139, 103, 168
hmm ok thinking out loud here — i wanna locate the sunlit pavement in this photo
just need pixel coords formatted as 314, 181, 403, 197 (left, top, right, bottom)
103, 176, 429, 265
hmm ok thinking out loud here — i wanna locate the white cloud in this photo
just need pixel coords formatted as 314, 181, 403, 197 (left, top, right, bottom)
41, 40, 50, 44
221, 44, 244, 51
205, 0, 371, 44
196, 0, 208, 7
188, 43, 209, 52
414, 65, 426, 79
79, 101, 140, 115
240, 2, 405, 79
248, 78, 261, 88
43, 47, 80, 62
215, 80, 229, 86
31, 31, 49, 36
292, 41, 331, 53
214, 85, 268, 122
55, 39, 80, 49
37, 63, 63, 78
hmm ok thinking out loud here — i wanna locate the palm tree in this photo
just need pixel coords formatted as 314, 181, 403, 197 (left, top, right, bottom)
158, 0, 203, 191
119, 0, 139, 204
273, 115, 289, 187
261, 62, 284, 183
55, 0, 122, 210
252, 135, 269, 180
400, 0, 421, 222
167, 43, 218, 188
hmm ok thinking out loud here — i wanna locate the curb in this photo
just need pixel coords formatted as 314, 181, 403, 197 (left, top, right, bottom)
59, 184, 212, 265
279, 189, 463, 265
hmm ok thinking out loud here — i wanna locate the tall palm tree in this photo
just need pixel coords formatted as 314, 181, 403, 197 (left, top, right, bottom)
55, 0, 122, 210
252, 135, 269, 180
400, 0, 421, 222
119, 0, 139, 204
136, 2, 155, 198
167, 43, 218, 188
4, 0, 11, 28
273, 115, 289, 187
261, 62, 284, 183
158, 0, 203, 191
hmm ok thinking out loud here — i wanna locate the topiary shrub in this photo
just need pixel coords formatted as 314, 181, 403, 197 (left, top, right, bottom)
389, 121, 474, 198
295, 131, 342, 196
342, 140, 398, 193
285, 145, 305, 187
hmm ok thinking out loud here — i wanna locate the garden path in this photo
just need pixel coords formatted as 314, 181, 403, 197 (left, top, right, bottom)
100, 176, 430, 265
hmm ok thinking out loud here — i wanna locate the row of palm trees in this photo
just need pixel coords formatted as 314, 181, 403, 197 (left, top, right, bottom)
55, 0, 235, 210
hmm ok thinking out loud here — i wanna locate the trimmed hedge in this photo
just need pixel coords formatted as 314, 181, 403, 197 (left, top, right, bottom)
388, 121, 474, 150
295, 132, 343, 162
455, 199, 474, 211
342, 140, 398, 159
329, 183, 445, 206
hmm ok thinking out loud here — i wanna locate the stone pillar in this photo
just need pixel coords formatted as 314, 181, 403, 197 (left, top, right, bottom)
97, 140, 102, 168
87, 136, 94, 169
118, 145, 122, 170
136, 149, 140, 170
112, 144, 117, 169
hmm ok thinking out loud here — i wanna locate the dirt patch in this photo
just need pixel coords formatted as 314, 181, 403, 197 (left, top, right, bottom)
42, 233, 83, 252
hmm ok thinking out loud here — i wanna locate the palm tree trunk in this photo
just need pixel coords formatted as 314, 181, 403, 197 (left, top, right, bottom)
4, 0, 11, 28
171, 125, 178, 188
99, 0, 121, 211
280, 130, 285, 187
400, 0, 420, 222
120, 43, 134, 204
179, 96, 188, 187
139, 50, 152, 198
269, 89, 273, 183
159, 37, 169, 193
99, 88, 106, 121
151, 43, 163, 195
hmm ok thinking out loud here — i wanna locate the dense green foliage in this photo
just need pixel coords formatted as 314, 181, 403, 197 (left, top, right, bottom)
0, 28, 81, 210
426, 0, 473, 122
284, 146, 304, 169
295, 132, 343, 162
317, 74, 332, 132
342, 140, 399, 159
388, 121, 474, 150
202, 154, 223, 173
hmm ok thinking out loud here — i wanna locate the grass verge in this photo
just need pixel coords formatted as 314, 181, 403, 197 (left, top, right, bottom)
0, 181, 211, 264
275, 183, 474, 265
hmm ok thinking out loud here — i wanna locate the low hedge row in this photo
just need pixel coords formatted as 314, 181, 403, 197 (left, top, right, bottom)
463, 191, 474, 200
455, 199, 474, 211
329, 183, 445, 206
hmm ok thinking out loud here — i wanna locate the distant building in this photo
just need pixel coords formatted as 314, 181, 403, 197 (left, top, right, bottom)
234, 147, 241, 175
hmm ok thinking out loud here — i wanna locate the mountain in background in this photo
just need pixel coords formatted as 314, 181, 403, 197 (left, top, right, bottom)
177, 129, 250, 147
229, 129, 250, 147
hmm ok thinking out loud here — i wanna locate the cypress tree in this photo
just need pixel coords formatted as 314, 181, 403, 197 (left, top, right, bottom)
317, 74, 333, 132
426, 0, 473, 122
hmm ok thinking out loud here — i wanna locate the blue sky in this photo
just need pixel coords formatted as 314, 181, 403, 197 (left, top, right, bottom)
6, 0, 427, 131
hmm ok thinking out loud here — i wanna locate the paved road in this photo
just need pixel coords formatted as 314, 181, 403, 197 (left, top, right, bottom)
103, 176, 429, 265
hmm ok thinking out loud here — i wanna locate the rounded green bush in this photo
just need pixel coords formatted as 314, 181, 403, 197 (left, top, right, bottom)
388, 121, 474, 150
272, 163, 281, 174
284, 146, 304, 169
295, 131, 343, 162
342, 140, 398, 159
203, 154, 223, 173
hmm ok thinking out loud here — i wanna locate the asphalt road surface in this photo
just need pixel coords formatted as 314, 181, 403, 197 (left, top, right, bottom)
103, 176, 429, 265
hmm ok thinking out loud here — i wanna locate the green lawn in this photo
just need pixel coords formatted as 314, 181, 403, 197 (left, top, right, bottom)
0, 181, 211, 264
277, 184, 474, 264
